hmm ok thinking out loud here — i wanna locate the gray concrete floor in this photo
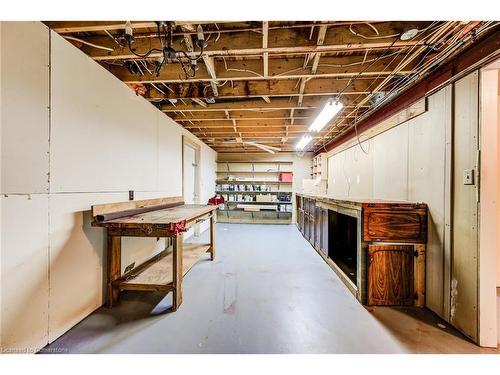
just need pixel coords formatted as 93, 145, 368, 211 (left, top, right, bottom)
43, 223, 499, 354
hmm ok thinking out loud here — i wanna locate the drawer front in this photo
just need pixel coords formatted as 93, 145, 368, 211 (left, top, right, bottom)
363, 207, 427, 243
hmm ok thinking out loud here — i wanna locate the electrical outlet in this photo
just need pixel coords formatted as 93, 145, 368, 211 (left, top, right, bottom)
129, 190, 134, 200
463, 169, 474, 185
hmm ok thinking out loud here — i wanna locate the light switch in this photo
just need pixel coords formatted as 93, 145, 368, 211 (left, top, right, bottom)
463, 169, 474, 185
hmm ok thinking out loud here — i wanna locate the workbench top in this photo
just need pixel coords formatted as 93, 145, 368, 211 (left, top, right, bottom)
92, 204, 216, 228
296, 192, 427, 209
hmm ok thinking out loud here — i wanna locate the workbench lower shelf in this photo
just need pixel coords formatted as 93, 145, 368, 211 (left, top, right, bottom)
119, 243, 211, 292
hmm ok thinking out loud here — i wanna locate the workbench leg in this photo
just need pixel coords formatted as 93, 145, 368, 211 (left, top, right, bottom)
209, 214, 216, 261
414, 244, 426, 307
172, 233, 184, 311
107, 234, 121, 308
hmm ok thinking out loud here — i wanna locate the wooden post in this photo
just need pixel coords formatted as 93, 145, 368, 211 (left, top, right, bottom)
172, 233, 184, 311
209, 214, 216, 261
107, 233, 121, 307
414, 244, 426, 307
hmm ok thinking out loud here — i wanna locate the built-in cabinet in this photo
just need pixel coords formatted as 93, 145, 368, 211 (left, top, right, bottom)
296, 193, 428, 307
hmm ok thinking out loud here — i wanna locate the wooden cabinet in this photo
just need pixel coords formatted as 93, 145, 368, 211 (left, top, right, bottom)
295, 193, 427, 307
363, 204, 427, 243
368, 245, 415, 305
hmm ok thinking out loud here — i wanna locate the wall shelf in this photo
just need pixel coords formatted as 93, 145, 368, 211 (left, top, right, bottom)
216, 160, 294, 224
216, 180, 292, 184
216, 190, 291, 194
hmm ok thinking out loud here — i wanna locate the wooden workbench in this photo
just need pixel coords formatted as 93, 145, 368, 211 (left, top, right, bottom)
91, 196, 217, 311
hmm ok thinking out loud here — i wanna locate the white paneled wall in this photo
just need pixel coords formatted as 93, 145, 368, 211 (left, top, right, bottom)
1, 22, 51, 352
1, 194, 49, 351
0, 22, 216, 351
327, 88, 452, 318
1, 22, 49, 194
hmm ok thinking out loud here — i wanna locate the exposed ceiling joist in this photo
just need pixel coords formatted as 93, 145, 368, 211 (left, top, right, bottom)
44, 20, 493, 153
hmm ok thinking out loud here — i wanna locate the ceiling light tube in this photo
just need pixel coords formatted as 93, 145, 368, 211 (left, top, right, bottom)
296, 135, 312, 150
309, 99, 344, 132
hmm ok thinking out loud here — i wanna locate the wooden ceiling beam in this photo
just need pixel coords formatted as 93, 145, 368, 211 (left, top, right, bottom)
146, 77, 383, 100
191, 98, 207, 108
84, 37, 426, 61
46, 21, 399, 35
191, 129, 329, 135
175, 116, 310, 122
44, 21, 221, 33
297, 24, 329, 108
70, 22, 434, 61
263, 21, 269, 78
181, 120, 354, 128
108, 55, 416, 84
162, 103, 367, 112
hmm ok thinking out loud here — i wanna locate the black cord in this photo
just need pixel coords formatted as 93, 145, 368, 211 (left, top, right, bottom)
127, 39, 162, 59
179, 47, 205, 62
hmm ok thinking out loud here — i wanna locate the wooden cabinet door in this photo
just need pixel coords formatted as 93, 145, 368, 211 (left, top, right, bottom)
308, 201, 315, 244
304, 209, 309, 239
314, 206, 322, 249
320, 208, 329, 256
314, 207, 323, 250
368, 245, 414, 305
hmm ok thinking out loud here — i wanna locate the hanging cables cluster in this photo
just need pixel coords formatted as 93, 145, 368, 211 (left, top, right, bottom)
318, 21, 498, 153
124, 21, 207, 79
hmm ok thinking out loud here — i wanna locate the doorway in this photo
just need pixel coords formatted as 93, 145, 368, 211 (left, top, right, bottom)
182, 136, 201, 237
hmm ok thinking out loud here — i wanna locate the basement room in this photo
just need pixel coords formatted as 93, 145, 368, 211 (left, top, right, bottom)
1, 0, 500, 372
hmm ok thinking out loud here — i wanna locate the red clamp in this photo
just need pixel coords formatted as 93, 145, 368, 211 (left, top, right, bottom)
208, 195, 225, 205
166, 220, 187, 236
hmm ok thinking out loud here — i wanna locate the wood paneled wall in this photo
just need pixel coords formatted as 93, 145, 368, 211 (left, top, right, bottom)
326, 87, 452, 320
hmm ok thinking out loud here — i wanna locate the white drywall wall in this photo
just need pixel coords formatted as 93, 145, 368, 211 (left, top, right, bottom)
1, 22, 49, 194
1, 22, 50, 352
0, 22, 216, 351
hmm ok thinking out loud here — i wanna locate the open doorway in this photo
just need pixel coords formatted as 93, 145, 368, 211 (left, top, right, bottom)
479, 59, 500, 347
182, 136, 201, 238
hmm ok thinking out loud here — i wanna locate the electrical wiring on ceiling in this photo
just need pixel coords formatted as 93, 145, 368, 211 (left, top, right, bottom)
221, 56, 263, 78
349, 23, 400, 39
317, 22, 495, 152
314, 23, 449, 149
370, 21, 491, 109
272, 49, 407, 79
63, 36, 114, 51
104, 30, 124, 48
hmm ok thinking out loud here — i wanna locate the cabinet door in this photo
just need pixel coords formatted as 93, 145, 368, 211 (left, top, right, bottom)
320, 208, 329, 256
368, 245, 414, 306
315, 206, 322, 249
308, 200, 316, 244
304, 199, 310, 239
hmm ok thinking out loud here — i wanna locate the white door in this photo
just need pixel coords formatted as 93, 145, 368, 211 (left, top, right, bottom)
183, 144, 198, 238
183, 144, 197, 204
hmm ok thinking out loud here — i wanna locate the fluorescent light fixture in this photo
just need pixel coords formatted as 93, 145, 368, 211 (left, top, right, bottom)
309, 99, 344, 132
295, 135, 312, 150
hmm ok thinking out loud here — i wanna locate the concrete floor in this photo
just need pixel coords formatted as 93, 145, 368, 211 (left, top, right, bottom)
43, 223, 499, 354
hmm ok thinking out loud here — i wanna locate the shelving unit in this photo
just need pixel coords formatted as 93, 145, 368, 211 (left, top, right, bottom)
311, 153, 327, 180
215, 160, 293, 224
